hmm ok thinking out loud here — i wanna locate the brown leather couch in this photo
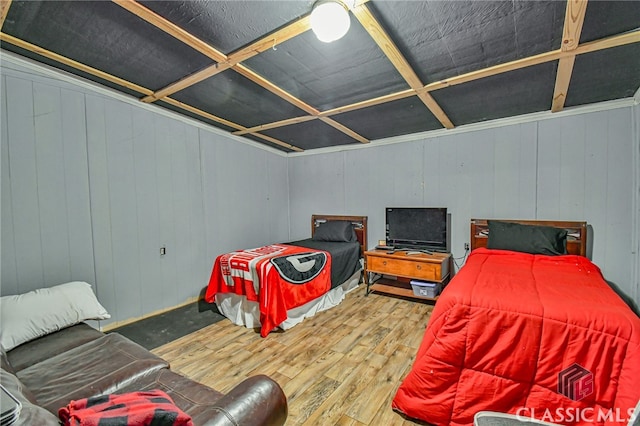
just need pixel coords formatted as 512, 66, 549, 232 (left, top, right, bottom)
1, 323, 287, 425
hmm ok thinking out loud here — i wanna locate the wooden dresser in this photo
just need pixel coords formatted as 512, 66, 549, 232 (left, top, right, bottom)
364, 249, 451, 301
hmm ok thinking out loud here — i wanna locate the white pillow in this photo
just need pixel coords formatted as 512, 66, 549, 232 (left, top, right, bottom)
0, 281, 110, 351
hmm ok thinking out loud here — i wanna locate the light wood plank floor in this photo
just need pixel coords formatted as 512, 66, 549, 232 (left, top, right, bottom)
152, 284, 434, 426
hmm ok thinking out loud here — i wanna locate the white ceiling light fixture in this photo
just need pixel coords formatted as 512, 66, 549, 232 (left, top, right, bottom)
310, 0, 351, 43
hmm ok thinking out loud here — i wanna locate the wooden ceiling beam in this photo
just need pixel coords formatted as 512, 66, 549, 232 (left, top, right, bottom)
0, 32, 154, 96
319, 88, 415, 117
416, 92, 454, 129
320, 117, 369, 144
232, 114, 370, 144
422, 30, 640, 94
111, 0, 230, 103
422, 49, 562, 92
234, 64, 373, 144
352, 5, 422, 89
233, 115, 317, 136
233, 64, 320, 116
118, 0, 313, 103
157, 98, 304, 151
551, 56, 577, 112
248, 132, 304, 153
351, 3, 454, 129
551, 0, 588, 112
142, 19, 312, 101
161, 97, 244, 131
561, 0, 588, 52
348, 0, 371, 10
573, 29, 640, 55
141, 63, 233, 103
1, 0, 12, 31
112, 0, 227, 63
227, 16, 311, 65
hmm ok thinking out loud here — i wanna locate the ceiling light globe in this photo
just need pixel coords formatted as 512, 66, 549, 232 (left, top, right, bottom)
310, 0, 351, 43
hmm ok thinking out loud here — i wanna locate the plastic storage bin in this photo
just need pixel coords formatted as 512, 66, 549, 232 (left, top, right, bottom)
410, 280, 441, 298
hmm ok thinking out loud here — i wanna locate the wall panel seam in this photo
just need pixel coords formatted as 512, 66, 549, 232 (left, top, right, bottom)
59, 87, 74, 281
83, 94, 100, 298
31, 80, 46, 287
2, 75, 19, 290
631, 106, 640, 303
531, 124, 536, 218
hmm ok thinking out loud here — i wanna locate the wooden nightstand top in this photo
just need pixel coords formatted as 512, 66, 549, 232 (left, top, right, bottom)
365, 249, 450, 262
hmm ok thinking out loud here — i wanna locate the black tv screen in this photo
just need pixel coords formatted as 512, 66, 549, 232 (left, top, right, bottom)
386, 207, 449, 251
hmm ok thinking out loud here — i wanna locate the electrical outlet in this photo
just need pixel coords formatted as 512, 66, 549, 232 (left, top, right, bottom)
464, 243, 470, 251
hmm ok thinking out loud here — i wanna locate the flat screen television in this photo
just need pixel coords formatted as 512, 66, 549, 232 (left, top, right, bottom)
385, 207, 450, 252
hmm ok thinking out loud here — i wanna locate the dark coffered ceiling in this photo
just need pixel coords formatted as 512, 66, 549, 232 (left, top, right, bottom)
1, 0, 639, 153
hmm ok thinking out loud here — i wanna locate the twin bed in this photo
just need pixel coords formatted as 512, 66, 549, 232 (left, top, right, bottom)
393, 219, 640, 426
204, 215, 367, 337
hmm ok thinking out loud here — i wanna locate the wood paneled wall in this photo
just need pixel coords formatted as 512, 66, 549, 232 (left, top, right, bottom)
2, 76, 95, 295
200, 131, 289, 262
289, 108, 639, 307
1, 60, 290, 326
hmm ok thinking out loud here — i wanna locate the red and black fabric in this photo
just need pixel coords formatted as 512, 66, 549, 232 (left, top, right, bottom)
205, 244, 332, 337
58, 389, 193, 426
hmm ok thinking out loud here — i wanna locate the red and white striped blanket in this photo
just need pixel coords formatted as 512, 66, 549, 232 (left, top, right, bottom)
205, 244, 332, 337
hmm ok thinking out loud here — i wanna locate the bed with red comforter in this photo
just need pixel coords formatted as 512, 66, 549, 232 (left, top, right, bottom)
393, 220, 640, 426
205, 243, 335, 337
205, 215, 367, 337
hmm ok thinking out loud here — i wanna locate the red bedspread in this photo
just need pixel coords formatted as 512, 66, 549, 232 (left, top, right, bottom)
393, 248, 640, 426
205, 244, 331, 337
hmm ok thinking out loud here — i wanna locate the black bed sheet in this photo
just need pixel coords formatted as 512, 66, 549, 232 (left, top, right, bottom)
285, 239, 361, 289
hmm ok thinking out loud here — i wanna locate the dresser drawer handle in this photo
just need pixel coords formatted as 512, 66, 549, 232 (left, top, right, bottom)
416, 265, 422, 270
382, 261, 387, 266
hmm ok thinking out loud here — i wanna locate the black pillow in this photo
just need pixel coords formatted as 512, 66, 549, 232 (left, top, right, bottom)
487, 221, 568, 255
312, 221, 357, 243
